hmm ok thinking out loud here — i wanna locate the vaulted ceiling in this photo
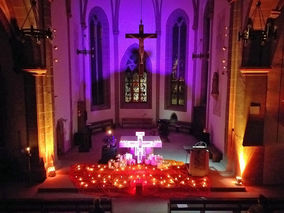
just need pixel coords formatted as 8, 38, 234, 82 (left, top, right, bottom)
1, 0, 284, 31
249, 0, 284, 29
0, 0, 37, 29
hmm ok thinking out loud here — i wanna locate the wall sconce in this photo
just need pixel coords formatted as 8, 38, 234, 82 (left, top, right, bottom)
238, 0, 277, 46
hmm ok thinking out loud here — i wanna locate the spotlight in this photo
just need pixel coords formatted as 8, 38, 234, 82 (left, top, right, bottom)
47, 166, 56, 177
235, 176, 243, 185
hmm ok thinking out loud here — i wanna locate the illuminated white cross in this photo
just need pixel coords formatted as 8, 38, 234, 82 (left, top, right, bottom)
119, 132, 162, 164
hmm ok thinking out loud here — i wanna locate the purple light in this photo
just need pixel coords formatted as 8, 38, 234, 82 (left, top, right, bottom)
119, 132, 162, 164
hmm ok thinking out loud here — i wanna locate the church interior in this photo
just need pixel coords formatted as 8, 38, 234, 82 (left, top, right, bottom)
1, 0, 284, 212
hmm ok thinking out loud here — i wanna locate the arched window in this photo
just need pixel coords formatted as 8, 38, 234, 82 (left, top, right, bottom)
165, 10, 188, 111
121, 45, 152, 109
89, 7, 110, 110
124, 49, 147, 103
201, 0, 213, 105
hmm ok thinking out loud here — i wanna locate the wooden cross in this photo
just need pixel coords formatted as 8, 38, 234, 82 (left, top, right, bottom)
119, 132, 162, 164
126, 21, 157, 75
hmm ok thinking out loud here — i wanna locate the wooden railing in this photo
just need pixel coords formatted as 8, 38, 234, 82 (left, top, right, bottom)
169, 197, 284, 213
0, 198, 112, 213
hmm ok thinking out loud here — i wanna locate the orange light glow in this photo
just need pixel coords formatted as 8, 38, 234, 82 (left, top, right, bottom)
237, 146, 256, 176
0, 1, 11, 22
29, 71, 56, 172
239, 149, 246, 175
23, 69, 47, 76
47, 166, 56, 177
235, 176, 243, 185
240, 68, 271, 76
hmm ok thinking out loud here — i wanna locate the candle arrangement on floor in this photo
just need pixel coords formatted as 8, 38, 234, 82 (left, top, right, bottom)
70, 131, 209, 196
70, 161, 209, 196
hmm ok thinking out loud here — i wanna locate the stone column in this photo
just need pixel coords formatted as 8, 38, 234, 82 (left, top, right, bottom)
226, 0, 243, 174
23, 69, 55, 170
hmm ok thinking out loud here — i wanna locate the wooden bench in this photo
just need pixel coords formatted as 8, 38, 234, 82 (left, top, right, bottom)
121, 118, 153, 128
167, 120, 192, 134
208, 144, 223, 162
169, 197, 284, 213
0, 198, 112, 213
169, 198, 257, 213
175, 121, 192, 133
87, 119, 114, 134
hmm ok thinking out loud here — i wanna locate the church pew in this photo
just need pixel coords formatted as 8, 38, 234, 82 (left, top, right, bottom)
121, 118, 153, 128
0, 198, 112, 213
173, 121, 192, 134
169, 198, 254, 213
168, 197, 284, 213
165, 120, 192, 134
87, 119, 114, 134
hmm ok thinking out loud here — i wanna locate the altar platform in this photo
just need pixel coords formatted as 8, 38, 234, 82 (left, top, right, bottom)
37, 164, 246, 198
37, 128, 247, 198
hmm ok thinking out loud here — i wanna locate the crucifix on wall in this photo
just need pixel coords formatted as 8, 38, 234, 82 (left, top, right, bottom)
126, 21, 157, 75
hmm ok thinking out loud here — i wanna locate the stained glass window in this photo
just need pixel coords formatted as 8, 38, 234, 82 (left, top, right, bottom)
124, 52, 147, 103
170, 17, 186, 106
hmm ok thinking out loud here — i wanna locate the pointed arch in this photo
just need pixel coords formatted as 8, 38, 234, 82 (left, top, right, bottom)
201, 0, 214, 105
165, 9, 189, 111
88, 7, 110, 111
0, 7, 11, 35
120, 43, 152, 109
